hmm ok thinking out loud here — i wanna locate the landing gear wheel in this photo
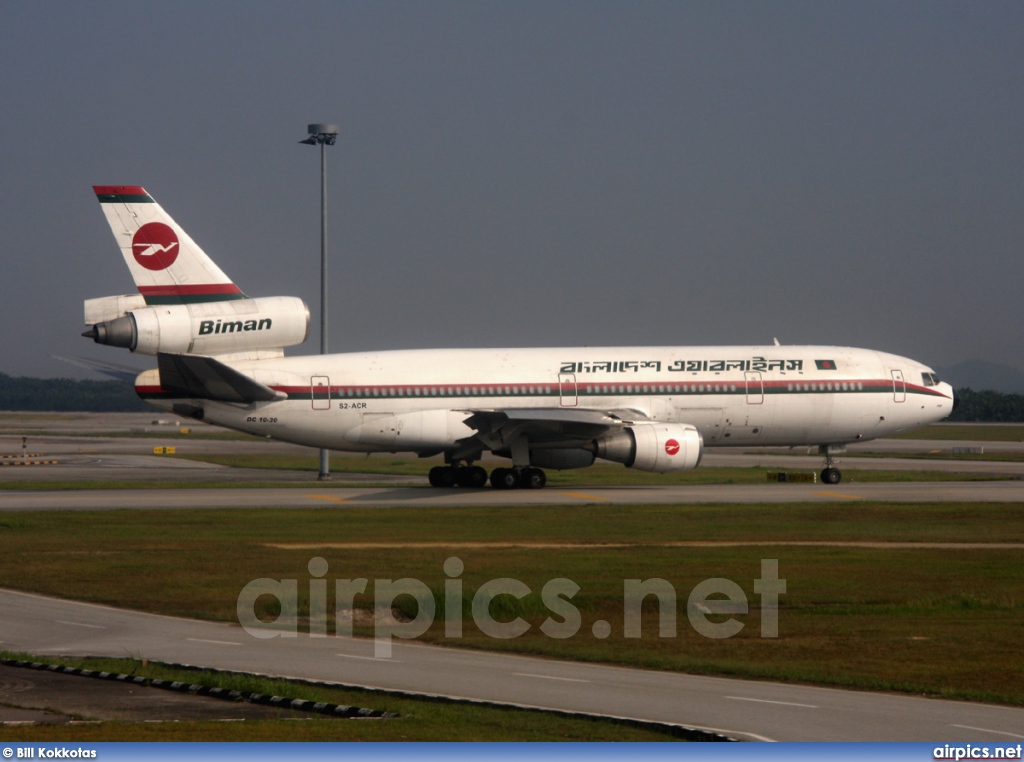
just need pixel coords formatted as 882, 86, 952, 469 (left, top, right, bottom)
429, 466, 456, 488
490, 467, 520, 490
519, 467, 547, 489
456, 465, 488, 488
821, 467, 842, 485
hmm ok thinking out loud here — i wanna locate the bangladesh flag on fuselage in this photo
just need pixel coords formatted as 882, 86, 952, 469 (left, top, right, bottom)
815, 360, 837, 370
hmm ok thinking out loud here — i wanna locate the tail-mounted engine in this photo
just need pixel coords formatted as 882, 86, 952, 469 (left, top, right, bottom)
593, 422, 703, 473
83, 295, 310, 356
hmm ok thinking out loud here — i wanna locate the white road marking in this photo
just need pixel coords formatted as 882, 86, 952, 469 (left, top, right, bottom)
514, 673, 591, 683
185, 637, 241, 646
56, 620, 105, 629
724, 695, 818, 708
951, 724, 1024, 740
336, 653, 401, 663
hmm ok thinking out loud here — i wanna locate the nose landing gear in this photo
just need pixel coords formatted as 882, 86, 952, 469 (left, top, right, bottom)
819, 444, 844, 484
821, 466, 842, 484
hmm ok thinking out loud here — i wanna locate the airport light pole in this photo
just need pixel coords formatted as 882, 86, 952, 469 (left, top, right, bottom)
300, 123, 339, 481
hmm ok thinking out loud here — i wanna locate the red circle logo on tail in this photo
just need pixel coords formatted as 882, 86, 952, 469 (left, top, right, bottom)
131, 222, 179, 270
665, 439, 680, 456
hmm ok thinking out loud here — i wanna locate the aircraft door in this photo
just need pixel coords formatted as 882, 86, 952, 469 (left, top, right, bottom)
311, 376, 331, 410
745, 371, 764, 404
559, 373, 578, 407
891, 369, 906, 403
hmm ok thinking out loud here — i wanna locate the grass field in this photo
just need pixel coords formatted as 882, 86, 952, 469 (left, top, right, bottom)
845, 451, 1024, 463
0, 654, 684, 742
1, 502, 1021, 706
0, 479, 333, 491
887, 424, 1024, 442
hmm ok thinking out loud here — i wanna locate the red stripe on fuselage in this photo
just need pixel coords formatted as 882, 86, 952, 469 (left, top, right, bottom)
136, 379, 950, 400
264, 379, 950, 398
138, 284, 243, 297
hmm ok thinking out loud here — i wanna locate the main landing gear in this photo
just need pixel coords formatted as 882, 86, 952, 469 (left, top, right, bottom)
428, 464, 548, 489
490, 467, 547, 490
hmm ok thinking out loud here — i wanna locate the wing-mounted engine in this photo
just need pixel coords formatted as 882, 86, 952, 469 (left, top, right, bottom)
593, 422, 703, 473
83, 295, 310, 356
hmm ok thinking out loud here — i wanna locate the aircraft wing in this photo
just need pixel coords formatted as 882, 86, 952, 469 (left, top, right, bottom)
460, 407, 649, 447
156, 353, 286, 404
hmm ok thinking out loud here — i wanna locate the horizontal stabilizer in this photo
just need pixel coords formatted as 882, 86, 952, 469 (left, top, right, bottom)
52, 355, 145, 384
157, 353, 285, 403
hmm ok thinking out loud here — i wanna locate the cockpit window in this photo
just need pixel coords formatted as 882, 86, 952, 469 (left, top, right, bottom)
921, 372, 940, 387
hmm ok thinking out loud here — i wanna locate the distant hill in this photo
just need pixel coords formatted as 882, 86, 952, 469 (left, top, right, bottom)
0, 372, 149, 412
934, 360, 1024, 395
949, 388, 1024, 423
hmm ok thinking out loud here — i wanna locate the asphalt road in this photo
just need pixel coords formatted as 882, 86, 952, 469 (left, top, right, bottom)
2, 589, 1022, 742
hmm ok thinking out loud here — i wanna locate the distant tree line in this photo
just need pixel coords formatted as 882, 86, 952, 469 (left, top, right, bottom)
1, 373, 1023, 421
0, 372, 149, 412
947, 388, 1024, 423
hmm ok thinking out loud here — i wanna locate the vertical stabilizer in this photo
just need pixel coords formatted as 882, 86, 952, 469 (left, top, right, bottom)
93, 186, 246, 305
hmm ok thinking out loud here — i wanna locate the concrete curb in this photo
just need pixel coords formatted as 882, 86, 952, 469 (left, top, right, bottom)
155, 659, 736, 741
0, 658, 395, 720
2, 657, 736, 741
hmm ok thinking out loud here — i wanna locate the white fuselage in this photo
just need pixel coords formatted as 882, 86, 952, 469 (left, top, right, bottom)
137, 344, 955, 455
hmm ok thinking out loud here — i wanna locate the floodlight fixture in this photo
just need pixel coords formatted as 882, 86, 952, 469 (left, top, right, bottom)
302, 123, 339, 146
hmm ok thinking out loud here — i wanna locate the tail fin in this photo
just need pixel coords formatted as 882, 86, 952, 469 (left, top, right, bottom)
93, 186, 246, 305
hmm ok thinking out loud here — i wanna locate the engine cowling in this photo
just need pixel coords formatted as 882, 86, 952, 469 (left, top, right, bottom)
593, 423, 703, 473
529, 448, 596, 471
84, 296, 310, 356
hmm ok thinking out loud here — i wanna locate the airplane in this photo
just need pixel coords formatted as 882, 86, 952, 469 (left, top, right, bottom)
82, 185, 957, 488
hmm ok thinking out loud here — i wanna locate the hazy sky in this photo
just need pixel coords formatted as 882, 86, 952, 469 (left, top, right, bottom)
2, 1, 1022, 381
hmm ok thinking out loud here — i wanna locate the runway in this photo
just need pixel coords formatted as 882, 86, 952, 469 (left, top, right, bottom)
701, 451, 1024, 476
2, 589, 1021, 742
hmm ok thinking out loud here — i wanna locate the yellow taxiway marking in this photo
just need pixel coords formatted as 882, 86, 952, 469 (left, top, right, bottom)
307, 494, 350, 503
271, 542, 633, 550
814, 491, 862, 500
266, 541, 1024, 550
560, 491, 611, 501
